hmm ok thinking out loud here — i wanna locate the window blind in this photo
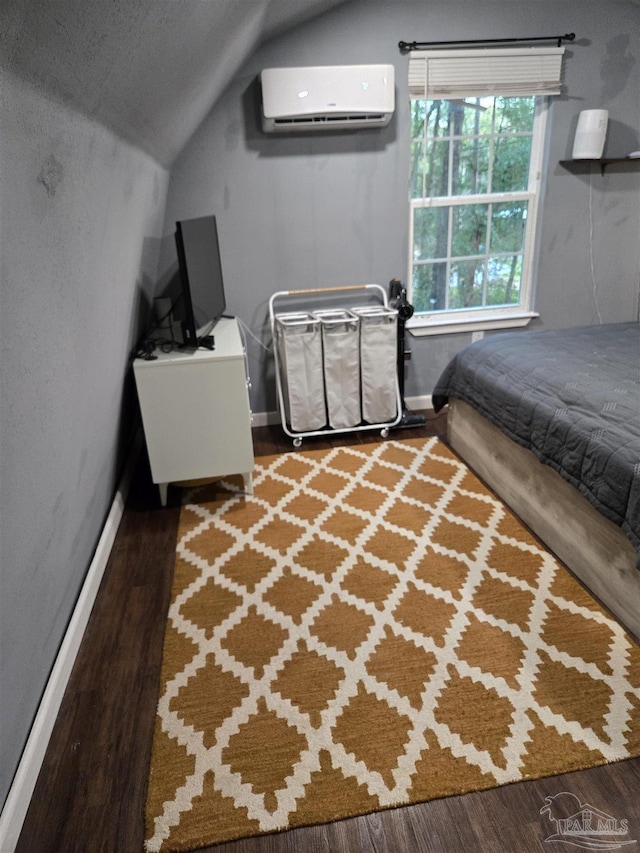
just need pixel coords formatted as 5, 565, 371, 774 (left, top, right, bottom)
408, 47, 565, 99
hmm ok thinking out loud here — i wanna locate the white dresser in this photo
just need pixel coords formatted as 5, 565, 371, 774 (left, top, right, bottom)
133, 317, 254, 505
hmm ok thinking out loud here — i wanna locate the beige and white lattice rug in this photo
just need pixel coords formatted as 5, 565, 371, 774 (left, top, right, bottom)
144, 437, 640, 852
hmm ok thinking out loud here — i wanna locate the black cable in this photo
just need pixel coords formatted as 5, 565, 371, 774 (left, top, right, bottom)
134, 313, 181, 361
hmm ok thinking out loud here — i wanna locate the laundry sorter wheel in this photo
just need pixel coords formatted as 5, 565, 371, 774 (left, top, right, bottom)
380, 427, 390, 438
293, 436, 303, 448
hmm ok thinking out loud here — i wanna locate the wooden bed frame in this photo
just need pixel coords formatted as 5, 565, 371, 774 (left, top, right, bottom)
447, 398, 639, 641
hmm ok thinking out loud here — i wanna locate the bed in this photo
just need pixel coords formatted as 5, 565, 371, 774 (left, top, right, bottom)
432, 322, 640, 640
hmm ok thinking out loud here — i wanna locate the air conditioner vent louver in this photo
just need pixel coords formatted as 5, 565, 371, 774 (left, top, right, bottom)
273, 114, 387, 128
261, 65, 394, 133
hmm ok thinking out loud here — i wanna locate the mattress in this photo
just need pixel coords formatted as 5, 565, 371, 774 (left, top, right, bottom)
432, 322, 640, 563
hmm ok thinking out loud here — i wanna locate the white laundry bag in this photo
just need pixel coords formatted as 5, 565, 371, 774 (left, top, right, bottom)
275, 313, 327, 432
314, 310, 361, 429
351, 306, 398, 424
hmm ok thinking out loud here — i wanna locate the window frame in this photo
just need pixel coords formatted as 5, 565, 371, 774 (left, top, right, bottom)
406, 96, 550, 336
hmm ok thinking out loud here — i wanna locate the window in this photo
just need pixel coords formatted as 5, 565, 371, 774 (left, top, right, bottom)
405, 48, 564, 335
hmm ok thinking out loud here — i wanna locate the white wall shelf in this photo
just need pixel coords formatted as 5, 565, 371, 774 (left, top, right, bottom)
559, 157, 640, 176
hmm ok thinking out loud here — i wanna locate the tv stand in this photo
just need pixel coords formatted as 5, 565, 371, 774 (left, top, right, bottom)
133, 317, 254, 505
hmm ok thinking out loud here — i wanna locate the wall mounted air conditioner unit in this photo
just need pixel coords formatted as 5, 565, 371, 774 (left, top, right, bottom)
260, 64, 395, 133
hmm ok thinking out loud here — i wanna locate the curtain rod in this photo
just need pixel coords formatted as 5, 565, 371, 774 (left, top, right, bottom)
398, 33, 575, 52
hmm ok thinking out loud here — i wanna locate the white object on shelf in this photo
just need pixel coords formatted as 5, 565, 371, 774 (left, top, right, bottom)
133, 317, 254, 505
572, 109, 608, 159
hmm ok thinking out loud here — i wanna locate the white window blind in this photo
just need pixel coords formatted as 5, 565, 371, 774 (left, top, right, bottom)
408, 47, 565, 99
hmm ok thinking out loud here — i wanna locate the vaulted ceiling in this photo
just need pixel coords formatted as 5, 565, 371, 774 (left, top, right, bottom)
0, 0, 350, 166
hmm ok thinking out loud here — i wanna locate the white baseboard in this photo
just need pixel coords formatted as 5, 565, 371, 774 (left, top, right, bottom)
251, 410, 280, 428
406, 394, 433, 412
0, 432, 141, 853
251, 395, 433, 430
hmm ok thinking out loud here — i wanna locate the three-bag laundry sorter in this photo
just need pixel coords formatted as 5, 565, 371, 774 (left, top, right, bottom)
269, 284, 402, 446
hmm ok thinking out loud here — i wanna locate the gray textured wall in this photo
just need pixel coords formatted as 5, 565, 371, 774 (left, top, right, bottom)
0, 70, 168, 807
163, 0, 640, 415
0, 0, 350, 167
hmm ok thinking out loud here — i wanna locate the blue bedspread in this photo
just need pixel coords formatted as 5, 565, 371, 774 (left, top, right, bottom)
432, 323, 640, 564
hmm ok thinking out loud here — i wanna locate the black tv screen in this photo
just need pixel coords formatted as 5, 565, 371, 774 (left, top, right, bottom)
175, 214, 227, 348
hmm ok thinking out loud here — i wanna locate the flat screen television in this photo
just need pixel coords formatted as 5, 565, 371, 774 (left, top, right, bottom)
174, 214, 227, 349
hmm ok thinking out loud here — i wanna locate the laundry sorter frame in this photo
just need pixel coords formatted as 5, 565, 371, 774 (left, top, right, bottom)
269, 284, 402, 446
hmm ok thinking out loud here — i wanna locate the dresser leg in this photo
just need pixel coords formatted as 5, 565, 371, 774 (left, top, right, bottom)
243, 473, 253, 495
158, 483, 168, 506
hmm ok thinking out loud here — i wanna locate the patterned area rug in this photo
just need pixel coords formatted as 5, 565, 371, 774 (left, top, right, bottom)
144, 437, 640, 852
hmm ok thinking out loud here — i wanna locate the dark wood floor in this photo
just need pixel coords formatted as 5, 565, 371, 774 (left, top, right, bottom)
16, 412, 640, 853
